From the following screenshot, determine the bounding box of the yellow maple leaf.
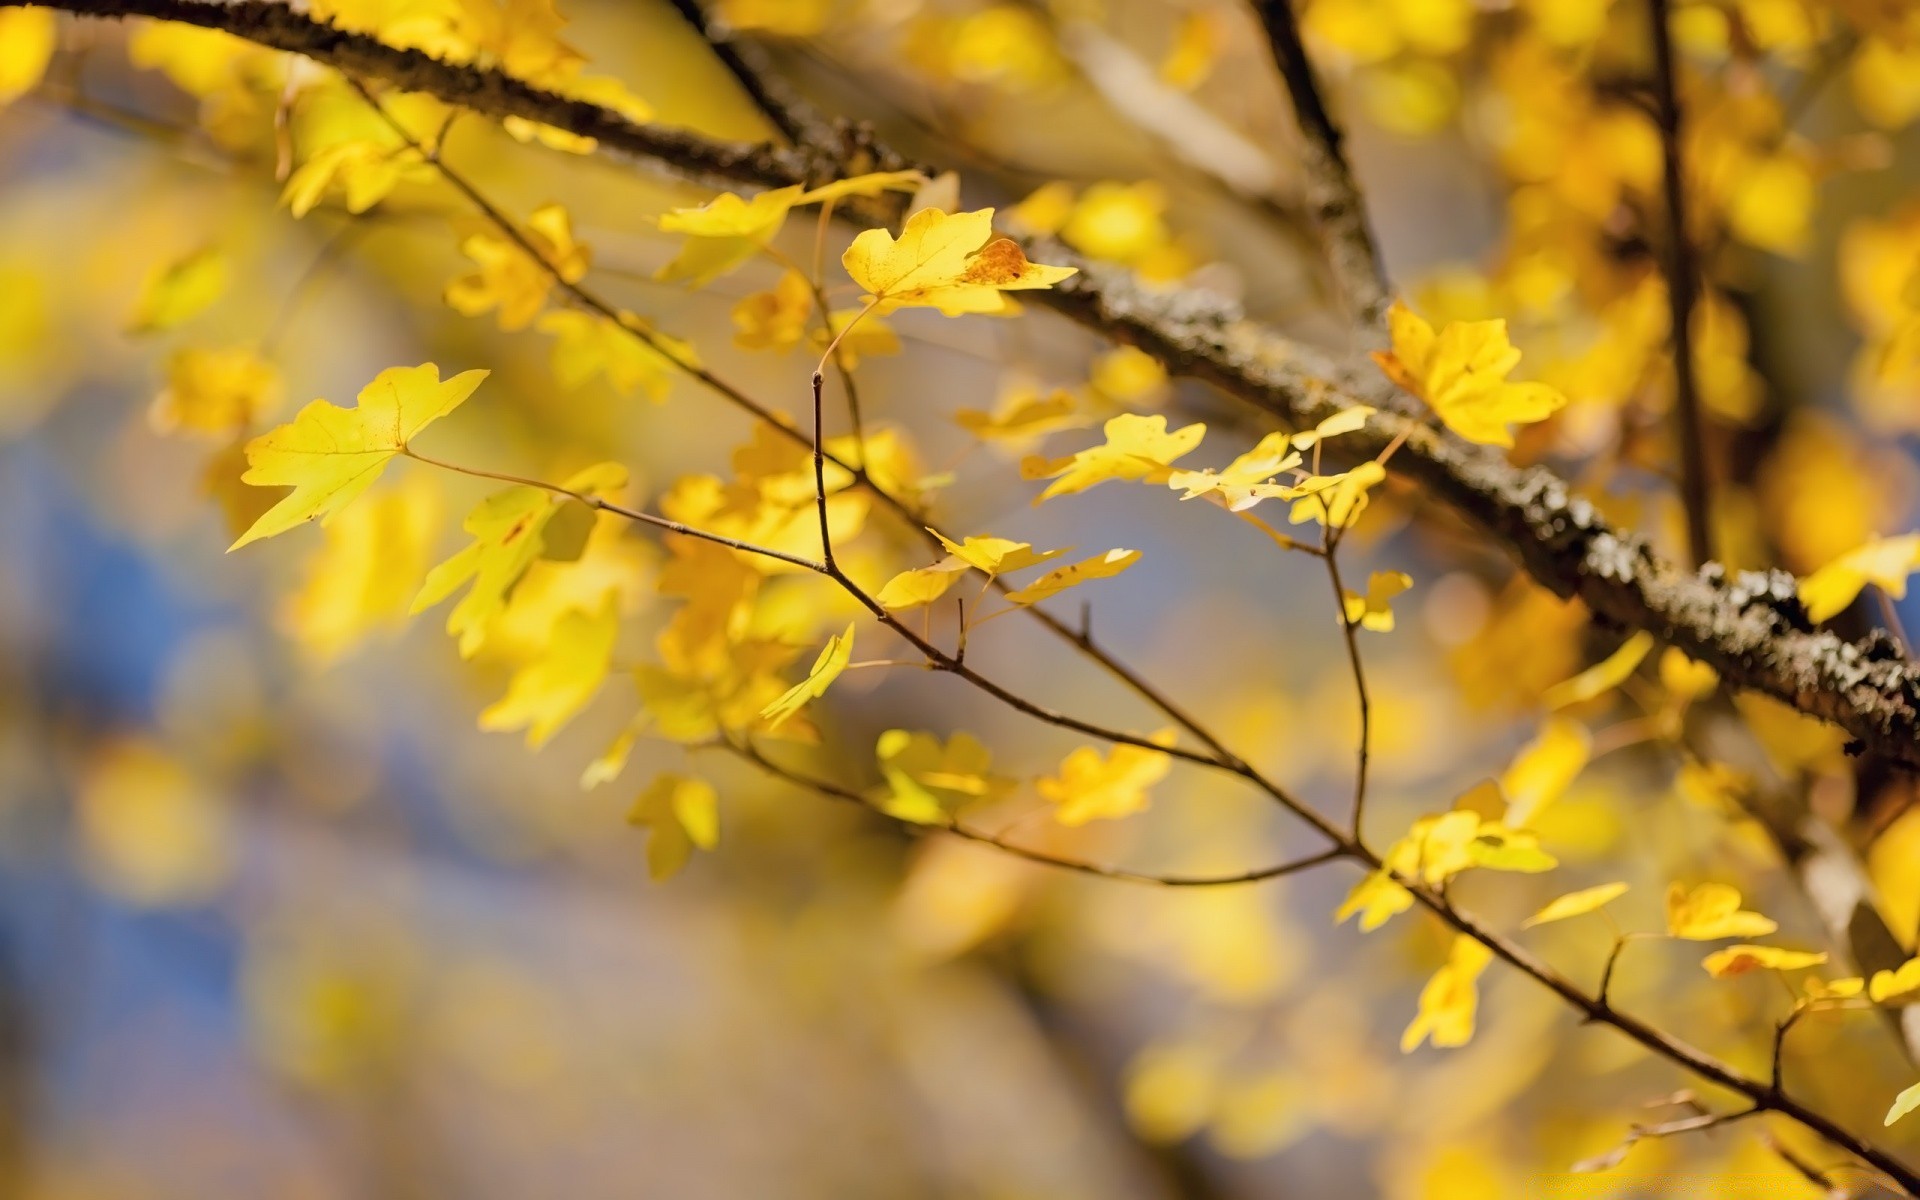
[0,8,56,106]
[1039,732,1175,826]
[127,246,227,334]
[875,562,969,610]
[874,729,1012,824]
[150,346,282,436]
[1166,431,1303,511]
[413,463,627,658]
[1666,882,1779,940]
[1005,548,1142,606]
[1372,301,1567,447]
[1798,533,1920,623]
[843,207,1076,316]
[1401,936,1493,1052]
[280,87,444,218]
[1341,570,1413,632]
[1523,881,1629,928]
[1024,413,1206,502]
[446,204,589,331]
[478,600,619,747]
[627,774,720,881]
[1284,461,1386,527]
[658,172,925,286]
[760,622,856,730]
[1702,944,1829,978]
[935,532,1070,576]
[229,362,487,550]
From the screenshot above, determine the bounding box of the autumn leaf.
[1342,570,1413,632]
[1285,460,1385,527]
[874,729,1012,824]
[1543,631,1653,710]
[1039,733,1175,825]
[283,478,439,663]
[478,601,619,747]
[1523,882,1629,928]
[1701,945,1828,978]
[1665,882,1779,940]
[955,385,1081,447]
[1402,936,1493,1051]
[412,463,627,658]
[127,246,227,334]
[1166,431,1303,511]
[760,622,855,730]
[1372,301,1567,447]
[150,346,282,436]
[628,774,720,881]
[1500,717,1591,828]
[1869,958,1920,1004]
[1004,548,1141,605]
[1024,413,1206,502]
[1889,1081,1920,1127]
[658,172,925,286]
[445,203,589,331]
[229,363,488,550]
[843,207,1076,316]
[935,533,1070,576]
[875,562,968,610]
[1798,533,1920,623]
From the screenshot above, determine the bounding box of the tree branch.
[1252,0,1390,328]
[26,0,1920,774]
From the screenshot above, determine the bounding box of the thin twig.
[1648,0,1713,567]
[724,737,1349,888]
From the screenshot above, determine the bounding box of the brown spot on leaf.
[961,238,1032,285]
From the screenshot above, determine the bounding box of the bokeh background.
[3,0,1920,1196]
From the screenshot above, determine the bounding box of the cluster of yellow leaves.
[284,477,440,663]
[309,0,651,153]
[1009,181,1196,281]
[1373,302,1567,447]
[412,463,628,657]
[281,81,448,218]
[127,246,228,334]
[479,599,620,747]
[627,775,720,880]
[1039,733,1176,826]
[1338,803,1556,933]
[150,346,283,437]
[445,204,589,331]
[873,729,1012,825]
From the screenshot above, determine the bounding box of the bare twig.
[1647,0,1713,566]
[1253,0,1390,329]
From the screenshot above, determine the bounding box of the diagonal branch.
[1252,0,1390,329]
